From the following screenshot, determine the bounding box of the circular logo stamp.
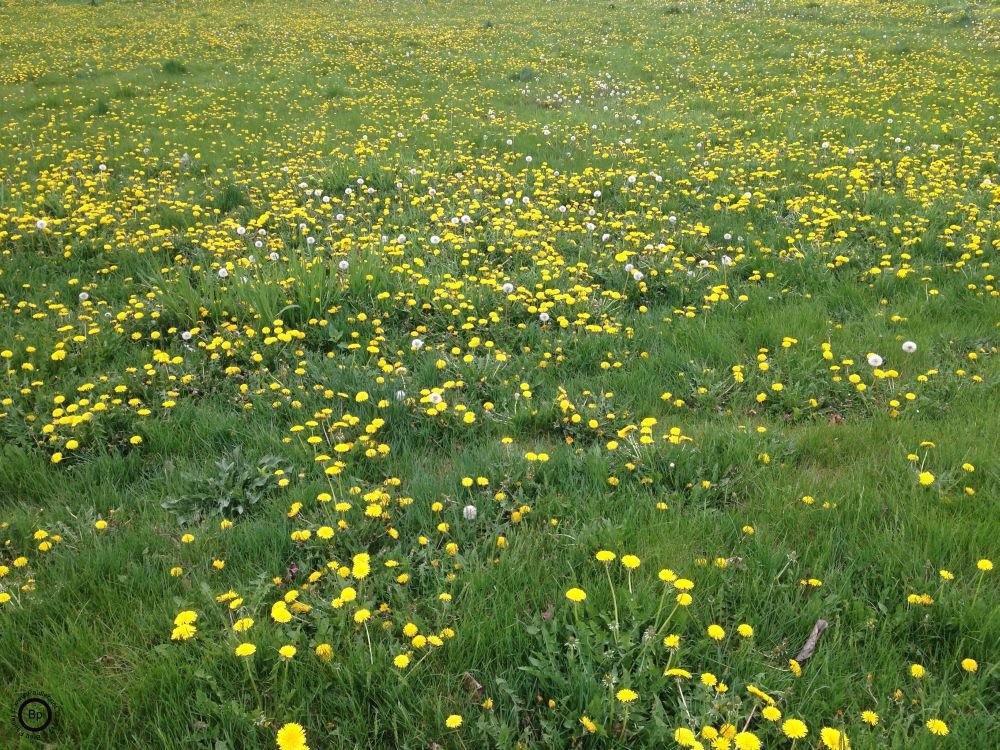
[12,692,55,734]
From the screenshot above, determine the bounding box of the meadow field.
[1,0,998,747]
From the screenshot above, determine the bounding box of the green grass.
[0,0,998,748]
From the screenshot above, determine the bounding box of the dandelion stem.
[677,682,692,724]
[605,565,620,645]
[244,657,261,712]
[399,651,432,685]
[653,585,667,629]
[655,602,680,638]
[608,682,615,729]
[971,571,985,607]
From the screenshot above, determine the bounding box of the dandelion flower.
[235,643,256,657]
[445,714,463,729]
[234,617,254,632]
[621,554,641,569]
[734,731,761,750]
[271,601,292,623]
[747,684,775,705]
[615,688,638,703]
[674,727,697,746]
[782,719,808,739]
[565,587,587,602]
[352,552,371,579]
[926,719,948,736]
[820,727,850,749]
[276,722,309,750]
[171,624,196,641]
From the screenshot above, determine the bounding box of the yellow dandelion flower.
[275,722,309,750]
[734,731,761,750]
[782,719,808,739]
[926,719,948,736]
[820,727,850,749]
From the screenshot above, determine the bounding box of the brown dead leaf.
[462,672,484,703]
[795,618,829,662]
